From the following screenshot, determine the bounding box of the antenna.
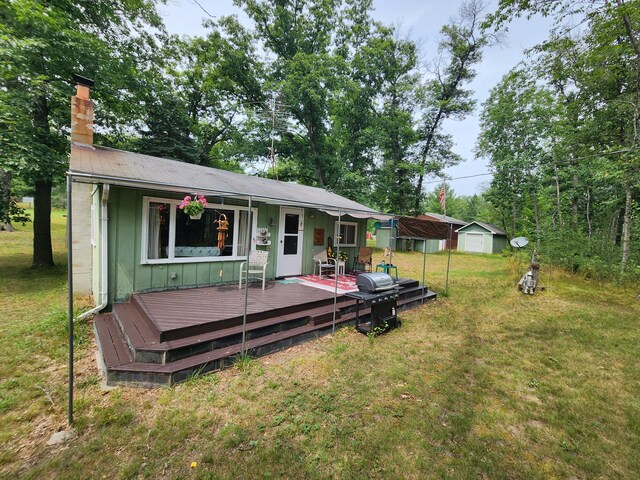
[259,92,291,180]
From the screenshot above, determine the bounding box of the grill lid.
[356,272,395,292]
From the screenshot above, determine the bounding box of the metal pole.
[332,210,342,334]
[389,220,395,266]
[445,223,453,294]
[241,196,253,356]
[66,175,74,425]
[421,239,427,305]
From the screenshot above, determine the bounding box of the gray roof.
[69,143,383,216]
[456,221,508,235]
[421,212,467,226]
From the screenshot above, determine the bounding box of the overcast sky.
[159,0,552,196]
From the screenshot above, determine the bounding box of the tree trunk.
[0,170,14,230]
[511,199,517,238]
[532,190,541,249]
[585,187,592,239]
[611,210,620,244]
[32,179,55,268]
[621,183,633,272]
[553,161,562,226]
[571,171,579,227]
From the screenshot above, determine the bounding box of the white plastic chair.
[313,250,337,279]
[239,250,269,290]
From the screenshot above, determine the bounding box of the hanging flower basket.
[179,194,207,219]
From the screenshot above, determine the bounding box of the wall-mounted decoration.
[314,228,325,246]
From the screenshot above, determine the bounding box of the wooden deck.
[133,282,344,342]
[93,279,437,386]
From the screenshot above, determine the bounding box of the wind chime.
[213,213,229,250]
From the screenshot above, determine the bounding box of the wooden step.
[128,296,162,342]
[113,303,161,348]
[107,315,356,386]
[94,314,133,368]
[131,291,341,343]
[96,285,437,387]
[112,299,356,364]
[396,277,420,289]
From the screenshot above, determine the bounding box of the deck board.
[132,282,341,341]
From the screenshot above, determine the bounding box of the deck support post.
[241,196,253,356]
[66,175,74,425]
[332,210,342,334]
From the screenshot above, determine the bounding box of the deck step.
[95,284,438,387]
[128,295,162,341]
[94,314,133,368]
[398,286,437,308]
[106,314,355,386]
[396,278,420,289]
[111,299,356,364]
[131,290,342,343]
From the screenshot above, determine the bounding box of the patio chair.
[313,250,337,279]
[239,250,269,290]
[353,247,373,272]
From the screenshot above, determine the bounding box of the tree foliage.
[480,0,640,279]
[0,0,165,266]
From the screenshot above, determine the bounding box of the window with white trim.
[335,221,358,247]
[142,196,257,264]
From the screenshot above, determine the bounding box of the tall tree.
[0,0,165,267]
[412,0,494,214]
[477,68,556,241]
[485,0,640,274]
[370,30,422,214]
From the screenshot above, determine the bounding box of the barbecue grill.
[346,273,400,334]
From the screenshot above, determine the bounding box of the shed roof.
[69,143,390,218]
[456,221,508,235]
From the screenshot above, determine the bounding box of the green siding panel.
[484,234,492,254]
[376,228,392,249]
[425,239,440,253]
[106,187,371,303]
[492,235,508,254]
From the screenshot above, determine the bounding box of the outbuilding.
[456,221,508,254]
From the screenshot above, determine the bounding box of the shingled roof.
[69,143,384,216]
[456,221,507,235]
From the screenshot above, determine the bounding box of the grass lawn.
[1,212,639,479]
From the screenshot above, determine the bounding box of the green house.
[68,85,388,308]
[456,221,508,254]
[69,143,388,305]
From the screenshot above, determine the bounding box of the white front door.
[277,207,304,277]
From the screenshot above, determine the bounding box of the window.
[335,221,357,247]
[142,196,256,264]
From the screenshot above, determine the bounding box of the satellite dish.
[510,236,529,248]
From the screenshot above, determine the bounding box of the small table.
[375,263,398,279]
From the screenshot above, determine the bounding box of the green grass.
[1,214,639,479]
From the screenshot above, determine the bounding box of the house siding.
[492,234,508,254]
[105,187,366,303]
[91,185,101,300]
[71,181,93,296]
[375,227,391,249]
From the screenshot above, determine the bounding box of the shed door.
[465,233,485,253]
[277,207,304,277]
